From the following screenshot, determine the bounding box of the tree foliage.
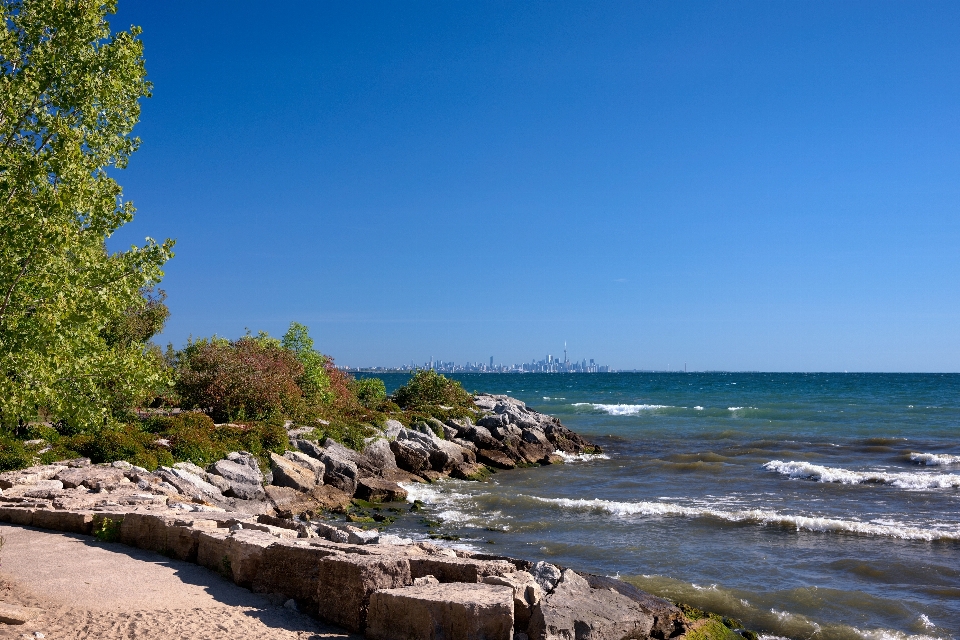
[0,0,173,430]
[392,369,473,412]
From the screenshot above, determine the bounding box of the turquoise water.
[365,373,960,639]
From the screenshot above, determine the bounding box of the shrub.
[353,378,387,409]
[0,435,31,471]
[94,517,122,543]
[393,370,474,413]
[66,423,172,470]
[311,420,379,452]
[143,413,287,467]
[174,335,305,422]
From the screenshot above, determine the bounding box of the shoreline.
[0,394,754,640]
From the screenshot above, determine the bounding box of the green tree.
[0,0,173,431]
[281,322,330,404]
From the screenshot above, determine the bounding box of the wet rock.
[476,449,516,470]
[367,582,514,640]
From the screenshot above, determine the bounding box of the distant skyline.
[109,2,960,372]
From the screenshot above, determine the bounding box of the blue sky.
[109,1,960,372]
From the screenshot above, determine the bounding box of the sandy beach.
[0,524,358,640]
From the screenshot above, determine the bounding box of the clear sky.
[109,1,960,372]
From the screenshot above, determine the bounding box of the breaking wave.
[909,452,960,466]
[553,449,611,462]
[525,495,960,541]
[763,460,960,490]
[572,403,672,415]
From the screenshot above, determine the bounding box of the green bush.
[94,517,122,543]
[391,370,476,422]
[311,420,380,452]
[353,378,387,409]
[0,435,31,471]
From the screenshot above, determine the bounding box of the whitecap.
[554,450,611,462]
[523,495,960,541]
[572,402,672,415]
[694,406,704,410]
[909,452,960,466]
[762,460,960,490]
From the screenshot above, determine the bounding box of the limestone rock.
[209,458,265,500]
[318,440,360,495]
[367,582,514,640]
[583,573,686,638]
[390,439,431,475]
[284,450,325,479]
[57,466,125,491]
[315,554,412,632]
[269,453,317,493]
[360,438,398,473]
[355,477,408,503]
[531,561,562,594]
[158,467,224,500]
[527,569,655,640]
[476,449,516,470]
[483,570,543,630]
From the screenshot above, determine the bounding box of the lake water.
[363,372,960,640]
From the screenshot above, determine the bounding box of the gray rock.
[347,528,380,544]
[269,453,317,493]
[383,419,404,439]
[367,582,514,640]
[531,561,562,594]
[210,459,265,501]
[527,569,655,640]
[294,438,326,460]
[361,438,398,472]
[284,450,325,479]
[319,440,360,495]
[158,467,224,499]
[483,570,543,631]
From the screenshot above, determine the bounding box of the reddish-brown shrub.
[174,336,305,422]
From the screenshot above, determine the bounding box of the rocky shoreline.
[0,394,736,639]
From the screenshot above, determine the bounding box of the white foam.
[524,495,960,541]
[542,397,566,400]
[727,406,757,411]
[694,406,704,410]
[572,403,671,415]
[910,452,960,466]
[763,460,960,490]
[554,449,610,462]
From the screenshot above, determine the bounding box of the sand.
[0,524,359,639]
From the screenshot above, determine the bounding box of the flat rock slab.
[0,602,42,624]
[367,582,514,640]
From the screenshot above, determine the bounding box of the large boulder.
[483,570,543,631]
[157,466,224,500]
[527,569,657,640]
[56,466,125,491]
[367,582,514,640]
[582,573,686,639]
[209,457,265,501]
[360,438,398,473]
[269,453,317,493]
[356,477,408,503]
[318,440,360,495]
[315,553,412,632]
[390,439,431,475]
[284,450,325,480]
